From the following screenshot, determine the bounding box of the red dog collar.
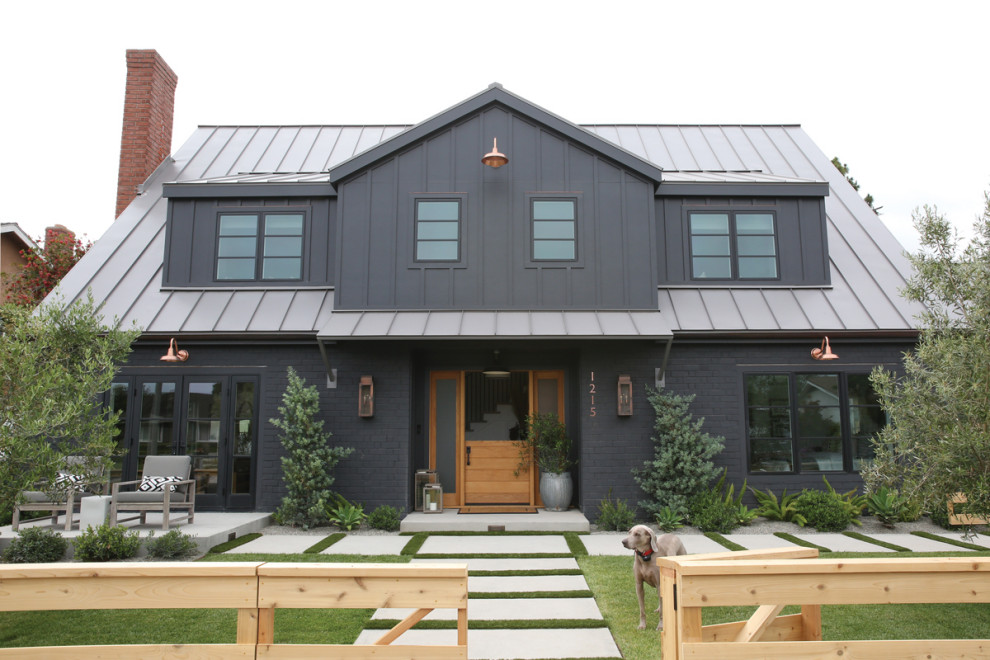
[637,548,655,562]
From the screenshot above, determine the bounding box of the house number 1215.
[589,371,596,417]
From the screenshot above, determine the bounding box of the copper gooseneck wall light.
[482,138,508,168]
[810,336,839,361]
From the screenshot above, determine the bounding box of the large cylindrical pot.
[540,471,573,511]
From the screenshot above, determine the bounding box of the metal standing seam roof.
[49,113,923,337]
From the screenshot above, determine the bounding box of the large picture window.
[746,372,885,473]
[689,211,778,280]
[216,212,304,281]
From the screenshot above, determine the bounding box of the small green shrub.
[328,501,367,531]
[689,490,739,533]
[73,524,141,561]
[145,529,199,559]
[866,486,909,527]
[750,487,807,526]
[821,476,866,524]
[594,488,636,531]
[929,502,952,529]
[654,506,684,532]
[2,527,67,563]
[795,489,852,532]
[367,505,401,531]
[712,470,757,526]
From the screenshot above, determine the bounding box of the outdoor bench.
[0,561,468,659]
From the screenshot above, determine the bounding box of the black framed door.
[109,373,258,510]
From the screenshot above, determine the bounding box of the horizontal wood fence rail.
[0,561,468,659]
[658,548,990,660]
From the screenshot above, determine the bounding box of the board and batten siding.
[334,106,659,311]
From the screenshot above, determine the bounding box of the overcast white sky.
[2,0,988,254]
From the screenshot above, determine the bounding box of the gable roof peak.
[326,84,665,187]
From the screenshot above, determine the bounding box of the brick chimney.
[115,49,178,218]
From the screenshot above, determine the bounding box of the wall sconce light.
[160,338,189,362]
[481,137,508,168]
[358,375,374,417]
[617,375,633,416]
[810,336,839,361]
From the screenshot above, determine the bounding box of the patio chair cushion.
[138,475,184,493]
[114,490,183,503]
[55,472,87,491]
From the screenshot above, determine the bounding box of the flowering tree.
[2,225,91,307]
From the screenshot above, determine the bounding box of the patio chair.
[109,455,196,530]
[11,456,107,531]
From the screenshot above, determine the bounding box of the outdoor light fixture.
[617,375,633,416]
[159,338,189,362]
[482,349,511,378]
[481,137,508,168]
[358,375,374,417]
[810,336,839,361]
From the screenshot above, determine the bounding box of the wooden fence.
[658,547,990,660]
[0,561,468,659]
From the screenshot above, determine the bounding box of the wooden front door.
[429,369,564,508]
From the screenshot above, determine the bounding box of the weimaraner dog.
[621,524,687,630]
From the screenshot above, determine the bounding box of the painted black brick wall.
[575,338,913,520]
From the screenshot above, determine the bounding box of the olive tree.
[0,294,137,522]
[865,191,990,522]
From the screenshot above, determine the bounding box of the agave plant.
[750,486,808,526]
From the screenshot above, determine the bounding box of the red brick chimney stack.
[115,49,178,218]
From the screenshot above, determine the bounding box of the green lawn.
[2,547,989,658]
[579,552,990,660]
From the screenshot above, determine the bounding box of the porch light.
[423,483,444,513]
[481,137,508,168]
[415,469,438,511]
[160,338,189,362]
[617,375,633,416]
[810,337,839,361]
[482,350,510,378]
[358,375,374,417]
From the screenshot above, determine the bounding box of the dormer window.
[216,212,304,281]
[689,211,778,280]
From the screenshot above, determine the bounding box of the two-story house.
[51,51,921,517]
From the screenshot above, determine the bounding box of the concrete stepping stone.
[788,533,883,552]
[354,628,621,659]
[579,533,628,555]
[319,535,412,555]
[722,534,805,550]
[470,574,588,593]
[679,534,733,554]
[411,557,579,571]
[372,597,603,621]
[231,534,320,554]
[418,535,571,555]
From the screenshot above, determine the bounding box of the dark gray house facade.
[53,73,921,516]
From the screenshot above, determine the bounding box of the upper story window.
[415,199,461,261]
[532,199,577,261]
[216,212,304,281]
[689,211,778,280]
[745,372,885,474]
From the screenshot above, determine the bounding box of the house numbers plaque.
[589,371,596,417]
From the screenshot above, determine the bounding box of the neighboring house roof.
[50,90,923,338]
[1,222,39,252]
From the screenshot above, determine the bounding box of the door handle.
[466,446,471,466]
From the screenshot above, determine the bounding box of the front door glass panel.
[138,381,176,473]
[232,380,256,495]
[187,381,223,495]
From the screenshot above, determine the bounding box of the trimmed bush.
[688,491,738,533]
[145,529,199,559]
[367,505,401,532]
[795,489,852,532]
[73,524,141,561]
[2,527,67,563]
[594,489,636,531]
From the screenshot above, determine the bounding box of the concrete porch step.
[401,509,590,533]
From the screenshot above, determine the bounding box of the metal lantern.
[414,469,438,511]
[423,483,444,513]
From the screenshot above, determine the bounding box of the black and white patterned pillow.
[138,475,184,493]
[54,472,86,492]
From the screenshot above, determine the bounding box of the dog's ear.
[648,528,660,554]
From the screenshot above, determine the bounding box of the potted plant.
[514,412,576,511]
